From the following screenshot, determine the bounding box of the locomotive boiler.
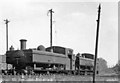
[6,39,94,75]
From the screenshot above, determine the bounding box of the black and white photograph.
[0,0,118,82]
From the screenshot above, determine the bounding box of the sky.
[0,0,118,67]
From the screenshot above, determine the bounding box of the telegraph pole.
[4,19,10,51]
[4,19,10,70]
[48,9,54,51]
[93,4,101,83]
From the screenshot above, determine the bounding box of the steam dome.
[37,45,45,51]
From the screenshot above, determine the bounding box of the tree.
[113,60,120,74]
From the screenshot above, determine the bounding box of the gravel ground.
[0,74,119,82]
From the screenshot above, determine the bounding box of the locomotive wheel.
[25,66,34,75]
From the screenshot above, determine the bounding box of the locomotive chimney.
[20,39,27,50]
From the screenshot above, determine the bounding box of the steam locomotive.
[5,39,94,75]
